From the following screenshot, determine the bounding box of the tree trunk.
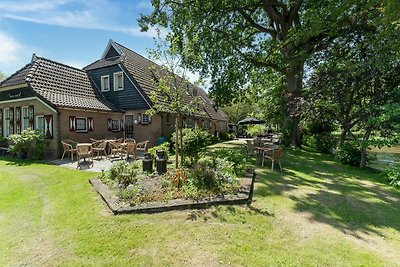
[179,116,183,168]
[337,124,350,149]
[284,64,304,148]
[359,128,372,168]
[175,116,179,169]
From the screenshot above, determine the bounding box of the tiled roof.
[83,56,121,71]
[112,41,227,121]
[0,63,32,88]
[0,56,121,112]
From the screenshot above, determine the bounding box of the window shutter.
[9,108,14,134]
[0,109,3,137]
[44,115,53,139]
[15,107,21,134]
[69,116,76,131]
[120,120,124,131]
[88,117,94,131]
[107,119,112,131]
[28,105,34,129]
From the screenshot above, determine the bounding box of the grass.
[1,141,400,266]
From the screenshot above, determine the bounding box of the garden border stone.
[89,170,256,214]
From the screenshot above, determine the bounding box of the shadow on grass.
[187,204,274,222]
[1,156,45,166]
[255,148,400,238]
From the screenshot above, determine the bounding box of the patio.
[51,150,146,172]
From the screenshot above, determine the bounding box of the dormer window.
[101,75,110,92]
[114,72,124,91]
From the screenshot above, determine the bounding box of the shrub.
[173,127,212,166]
[148,142,170,159]
[335,142,372,166]
[246,125,267,137]
[9,129,48,159]
[189,156,239,193]
[382,164,400,187]
[304,134,335,154]
[211,148,247,175]
[219,131,234,141]
[101,161,141,186]
[308,120,336,135]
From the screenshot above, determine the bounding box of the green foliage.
[303,134,335,154]
[308,121,336,135]
[0,71,7,82]
[9,129,48,159]
[382,164,400,187]
[148,142,170,159]
[172,127,211,166]
[101,161,141,186]
[218,131,234,141]
[189,156,239,193]
[246,125,267,137]
[211,148,247,175]
[336,142,372,167]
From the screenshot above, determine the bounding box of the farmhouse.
[0,40,228,158]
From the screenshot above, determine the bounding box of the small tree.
[146,36,203,168]
[0,71,7,82]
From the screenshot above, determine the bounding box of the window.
[36,116,45,134]
[111,119,120,131]
[3,108,10,138]
[185,118,194,128]
[22,107,30,131]
[142,114,149,124]
[101,75,110,92]
[75,117,87,132]
[113,72,124,91]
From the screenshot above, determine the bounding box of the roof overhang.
[0,83,28,92]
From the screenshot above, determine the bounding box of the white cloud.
[0,0,161,39]
[0,32,23,65]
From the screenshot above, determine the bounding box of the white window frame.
[35,115,45,134]
[111,119,120,131]
[113,72,124,91]
[21,106,30,131]
[101,75,110,92]
[141,114,149,125]
[3,108,10,138]
[75,117,88,133]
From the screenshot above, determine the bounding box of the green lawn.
[1,141,399,266]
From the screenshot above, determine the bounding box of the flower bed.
[91,148,255,214]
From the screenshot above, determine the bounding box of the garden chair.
[245,140,256,156]
[92,140,107,159]
[123,142,136,160]
[109,141,124,159]
[76,143,93,169]
[262,148,282,171]
[125,138,136,143]
[61,140,77,161]
[136,140,149,152]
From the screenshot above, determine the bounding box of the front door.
[125,115,134,139]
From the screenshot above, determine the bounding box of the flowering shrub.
[9,129,48,159]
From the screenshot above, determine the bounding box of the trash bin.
[142,152,153,172]
[155,150,167,174]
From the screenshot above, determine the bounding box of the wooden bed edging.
[89,170,256,215]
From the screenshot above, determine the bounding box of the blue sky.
[0,0,163,76]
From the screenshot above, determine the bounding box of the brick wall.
[0,98,58,158]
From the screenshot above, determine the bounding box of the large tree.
[305,13,400,167]
[139,0,393,147]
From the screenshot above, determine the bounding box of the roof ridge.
[34,56,87,73]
